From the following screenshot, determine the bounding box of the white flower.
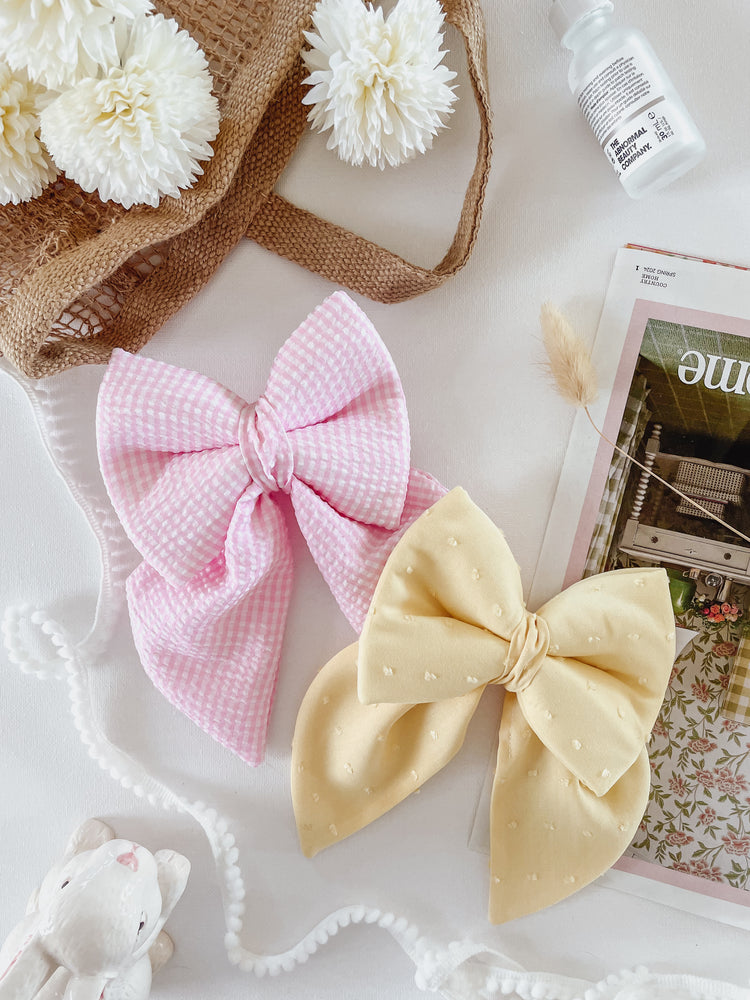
[0,63,56,205]
[39,14,220,209]
[302,0,457,169]
[0,0,153,90]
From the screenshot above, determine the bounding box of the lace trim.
[0,363,134,659]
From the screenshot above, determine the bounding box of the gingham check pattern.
[584,376,651,576]
[721,636,750,724]
[96,292,445,764]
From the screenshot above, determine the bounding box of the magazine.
[474,246,750,928]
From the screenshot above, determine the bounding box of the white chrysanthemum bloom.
[0,0,153,90]
[302,0,457,169]
[0,63,56,205]
[39,14,220,209]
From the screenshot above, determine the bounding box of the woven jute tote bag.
[0,0,492,379]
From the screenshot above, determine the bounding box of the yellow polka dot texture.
[291,488,675,924]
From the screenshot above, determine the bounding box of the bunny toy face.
[37,840,166,977]
[0,820,190,1000]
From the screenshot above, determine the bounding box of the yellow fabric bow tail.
[292,488,675,923]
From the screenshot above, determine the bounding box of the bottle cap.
[549,0,614,42]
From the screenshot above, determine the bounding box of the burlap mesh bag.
[0,0,492,379]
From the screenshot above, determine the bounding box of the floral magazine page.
[472,245,750,929]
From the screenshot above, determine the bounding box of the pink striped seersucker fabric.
[96,292,446,764]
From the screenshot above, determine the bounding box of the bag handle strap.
[245,0,492,303]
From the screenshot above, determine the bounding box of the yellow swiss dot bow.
[292,488,675,923]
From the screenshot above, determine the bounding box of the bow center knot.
[238,397,293,494]
[495,611,550,693]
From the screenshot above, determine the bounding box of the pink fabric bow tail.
[96,292,445,764]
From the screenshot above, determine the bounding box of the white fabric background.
[2,1,750,996]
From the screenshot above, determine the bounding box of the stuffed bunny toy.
[0,819,190,1000]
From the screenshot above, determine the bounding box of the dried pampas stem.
[540,302,599,408]
[541,303,750,549]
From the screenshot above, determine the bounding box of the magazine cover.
[526,245,750,927]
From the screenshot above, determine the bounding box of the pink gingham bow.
[96,292,445,764]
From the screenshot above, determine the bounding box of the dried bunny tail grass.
[540,302,750,548]
[540,302,598,409]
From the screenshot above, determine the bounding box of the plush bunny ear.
[64,974,110,1000]
[64,820,115,859]
[36,966,71,999]
[0,931,54,1000]
[154,851,191,922]
[129,851,189,965]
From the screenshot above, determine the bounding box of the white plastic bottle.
[549,0,706,198]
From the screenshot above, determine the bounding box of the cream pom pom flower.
[0,0,153,90]
[39,13,220,209]
[302,0,457,169]
[0,63,56,205]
